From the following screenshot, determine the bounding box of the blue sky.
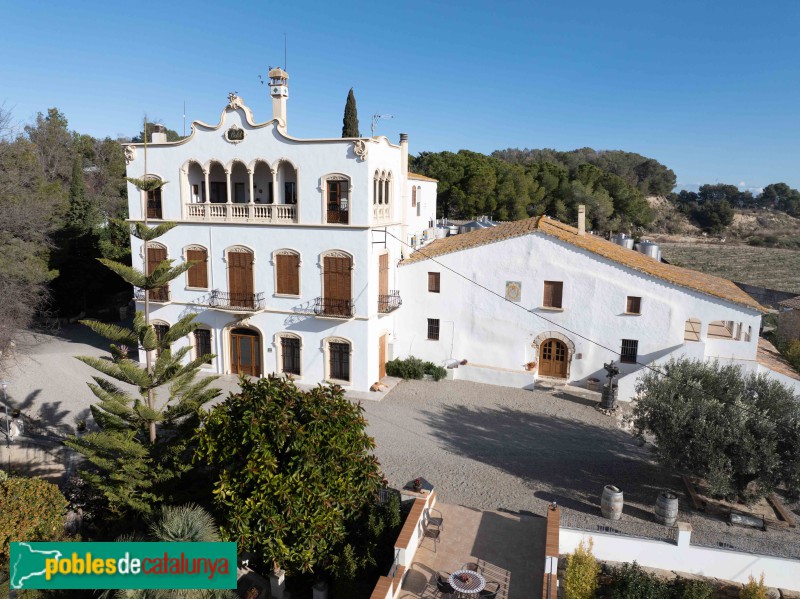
[1,0,798,190]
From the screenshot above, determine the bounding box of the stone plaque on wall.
[505,281,522,302]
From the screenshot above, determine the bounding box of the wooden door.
[378,253,389,311]
[147,245,168,301]
[378,334,387,379]
[228,250,254,309]
[323,256,351,316]
[231,329,261,376]
[539,339,567,378]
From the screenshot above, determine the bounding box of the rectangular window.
[620,339,638,364]
[146,187,162,219]
[276,253,300,295]
[186,248,208,288]
[191,184,200,201]
[234,182,246,203]
[284,182,297,204]
[427,318,440,340]
[281,337,301,375]
[209,182,227,203]
[428,272,440,293]
[626,296,641,314]
[543,281,563,308]
[153,324,169,358]
[330,342,350,381]
[194,329,212,364]
[327,180,350,224]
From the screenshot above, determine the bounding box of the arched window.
[276,333,302,376]
[151,319,170,358]
[146,242,169,302]
[384,172,392,206]
[321,251,353,317]
[194,328,213,365]
[274,249,300,296]
[143,175,163,219]
[324,337,352,382]
[185,245,209,289]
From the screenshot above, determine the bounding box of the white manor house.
[123,69,800,399]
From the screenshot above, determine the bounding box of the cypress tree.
[342,88,360,138]
[66,155,99,234]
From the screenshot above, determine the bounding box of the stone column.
[203,170,210,214]
[271,170,279,223]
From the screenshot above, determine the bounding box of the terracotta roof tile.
[778,296,800,310]
[408,172,439,182]
[401,216,764,311]
[757,338,800,381]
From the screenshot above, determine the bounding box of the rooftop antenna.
[371,113,393,137]
[182,101,186,137]
[284,32,287,70]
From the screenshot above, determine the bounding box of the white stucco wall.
[394,231,762,399]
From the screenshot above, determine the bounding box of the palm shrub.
[65,220,220,519]
[563,539,599,599]
[740,574,768,599]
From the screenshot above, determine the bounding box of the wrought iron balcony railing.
[378,290,402,314]
[133,286,170,303]
[209,290,265,312]
[305,297,355,319]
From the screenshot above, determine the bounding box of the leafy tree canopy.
[633,358,800,502]
[195,377,385,574]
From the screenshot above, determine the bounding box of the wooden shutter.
[379,254,389,297]
[626,296,641,314]
[324,256,351,301]
[147,246,168,301]
[543,281,563,308]
[428,272,440,293]
[186,248,208,288]
[276,254,300,295]
[228,250,254,301]
[411,187,417,207]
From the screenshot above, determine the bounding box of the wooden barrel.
[601,485,623,520]
[654,492,679,526]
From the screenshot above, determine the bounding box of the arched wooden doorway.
[539,338,568,378]
[230,328,261,376]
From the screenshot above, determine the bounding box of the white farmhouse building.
[393,212,800,399]
[123,68,436,391]
[123,69,799,399]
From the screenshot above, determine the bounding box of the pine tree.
[342,88,360,138]
[65,129,221,517]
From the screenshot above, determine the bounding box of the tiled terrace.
[398,503,546,599]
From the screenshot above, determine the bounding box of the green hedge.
[385,356,447,381]
[603,563,715,599]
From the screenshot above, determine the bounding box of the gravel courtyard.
[363,378,800,554]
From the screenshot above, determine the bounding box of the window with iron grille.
[626,296,641,314]
[329,342,350,381]
[620,339,638,363]
[427,318,440,340]
[194,329,212,364]
[428,272,440,293]
[281,336,301,375]
[542,281,563,308]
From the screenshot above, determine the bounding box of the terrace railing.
[133,287,170,303]
[185,202,297,224]
[208,290,265,312]
[378,290,402,313]
[301,297,355,319]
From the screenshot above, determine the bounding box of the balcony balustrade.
[208,290,265,312]
[302,297,355,319]
[378,290,402,314]
[133,286,170,303]
[185,202,297,224]
[372,204,391,222]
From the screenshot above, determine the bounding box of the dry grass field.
[661,243,800,294]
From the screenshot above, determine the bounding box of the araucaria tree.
[195,376,385,574]
[633,358,800,502]
[66,187,220,517]
[342,88,360,138]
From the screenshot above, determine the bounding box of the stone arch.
[532,331,575,379]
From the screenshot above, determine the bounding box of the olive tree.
[633,358,800,502]
[195,376,385,575]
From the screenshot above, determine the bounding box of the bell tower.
[268,67,289,129]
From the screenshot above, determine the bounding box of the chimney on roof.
[150,124,167,144]
[578,205,586,236]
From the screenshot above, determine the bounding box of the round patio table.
[449,569,486,596]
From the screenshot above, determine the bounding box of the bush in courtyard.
[0,476,68,565]
[385,356,447,381]
[633,358,800,502]
[740,574,769,599]
[672,577,715,599]
[608,562,672,599]
[563,539,599,599]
